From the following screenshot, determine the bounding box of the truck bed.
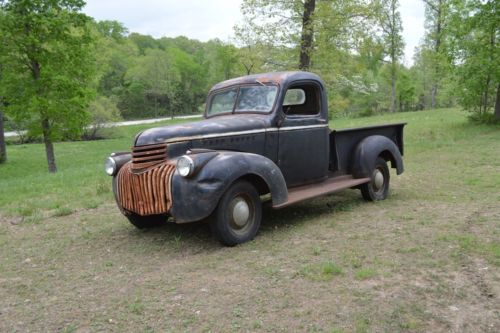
[273,123,405,208]
[329,123,405,174]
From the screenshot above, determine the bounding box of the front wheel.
[361,157,390,201]
[210,180,262,246]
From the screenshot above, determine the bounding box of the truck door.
[278,82,329,187]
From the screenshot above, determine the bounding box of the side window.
[282,83,320,116]
[208,88,238,115]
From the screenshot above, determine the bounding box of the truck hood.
[134,115,272,146]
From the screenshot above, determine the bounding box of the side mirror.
[283,89,306,106]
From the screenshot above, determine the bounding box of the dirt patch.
[1,196,499,332]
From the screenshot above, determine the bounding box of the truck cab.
[105,72,405,246]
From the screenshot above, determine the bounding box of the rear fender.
[352,135,404,178]
[171,151,287,223]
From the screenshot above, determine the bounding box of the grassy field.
[0,108,499,332]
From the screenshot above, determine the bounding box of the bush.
[468,111,499,125]
[82,96,122,140]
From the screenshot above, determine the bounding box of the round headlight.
[105,156,117,176]
[177,155,194,177]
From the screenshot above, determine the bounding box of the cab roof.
[209,71,324,92]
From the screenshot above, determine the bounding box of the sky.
[83,0,425,66]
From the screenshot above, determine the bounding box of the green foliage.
[446,0,499,119]
[236,0,304,69]
[378,0,405,113]
[0,0,96,171]
[125,48,180,118]
[2,0,497,150]
[90,29,247,120]
[415,0,453,109]
[235,0,417,116]
[95,20,128,40]
[122,46,207,118]
[0,0,96,140]
[397,68,416,112]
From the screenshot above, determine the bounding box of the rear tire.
[126,213,166,229]
[210,180,262,246]
[361,157,390,201]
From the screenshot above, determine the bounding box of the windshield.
[207,85,278,116]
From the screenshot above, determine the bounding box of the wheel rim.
[373,168,385,192]
[228,194,254,235]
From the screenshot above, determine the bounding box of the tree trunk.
[495,83,500,121]
[41,118,57,173]
[154,94,158,118]
[391,68,397,113]
[431,84,438,109]
[483,73,491,115]
[31,59,57,172]
[0,110,6,164]
[431,0,443,109]
[299,0,316,71]
[244,63,253,75]
[389,0,398,113]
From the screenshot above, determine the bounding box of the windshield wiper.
[255,79,266,86]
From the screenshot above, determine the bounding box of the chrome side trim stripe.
[161,124,328,144]
[163,128,268,143]
[266,124,328,132]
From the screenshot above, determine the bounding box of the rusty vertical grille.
[131,143,168,172]
[117,162,175,216]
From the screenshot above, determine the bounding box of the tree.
[0,108,6,164]
[313,1,383,115]
[235,0,318,70]
[0,37,5,164]
[232,27,265,75]
[215,43,239,80]
[299,0,316,70]
[83,96,121,140]
[95,20,128,40]
[0,0,96,172]
[379,0,405,112]
[0,8,7,163]
[126,49,179,118]
[496,83,500,121]
[447,0,499,121]
[168,47,206,115]
[93,20,139,100]
[423,0,450,108]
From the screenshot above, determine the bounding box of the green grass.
[0,117,201,217]
[0,107,489,219]
[0,108,499,332]
[299,260,343,281]
[354,268,377,280]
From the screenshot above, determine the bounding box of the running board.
[273,175,370,209]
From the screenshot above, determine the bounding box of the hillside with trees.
[0,0,498,171]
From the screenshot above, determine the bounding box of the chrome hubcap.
[232,198,250,228]
[373,169,384,191]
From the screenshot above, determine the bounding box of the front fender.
[352,135,404,178]
[170,152,288,223]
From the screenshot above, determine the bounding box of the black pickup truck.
[105,71,405,245]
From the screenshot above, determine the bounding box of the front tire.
[361,157,390,201]
[210,180,262,246]
[126,213,166,229]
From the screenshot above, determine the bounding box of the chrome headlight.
[105,156,117,176]
[177,155,194,177]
